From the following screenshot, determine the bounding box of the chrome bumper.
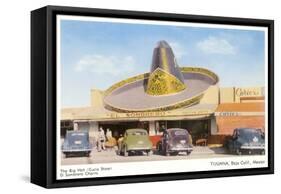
[240,146,265,150]
[128,147,151,151]
[169,147,193,151]
[62,149,92,152]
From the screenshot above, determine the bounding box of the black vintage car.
[156,128,193,156]
[225,128,265,155]
[62,130,92,157]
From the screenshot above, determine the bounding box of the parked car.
[62,130,92,157]
[118,129,153,156]
[225,128,265,155]
[156,128,193,156]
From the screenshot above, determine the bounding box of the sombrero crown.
[146,40,186,96]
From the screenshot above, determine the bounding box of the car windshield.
[127,131,147,136]
[66,132,88,145]
[238,129,263,139]
[169,130,188,138]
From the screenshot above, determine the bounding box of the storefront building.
[61,86,265,146]
[211,87,265,144]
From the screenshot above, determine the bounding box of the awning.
[139,114,211,121]
[62,104,218,121]
[215,102,265,135]
[215,102,264,115]
[216,116,265,135]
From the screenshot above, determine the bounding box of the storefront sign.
[126,111,166,118]
[216,112,240,117]
[235,87,264,98]
[108,111,166,118]
[215,112,264,117]
[107,109,214,119]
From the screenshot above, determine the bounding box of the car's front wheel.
[123,145,129,157]
[164,145,170,156]
[236,148,242,155]
[156,142,162,154]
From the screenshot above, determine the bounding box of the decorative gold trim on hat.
[146,68,186,95]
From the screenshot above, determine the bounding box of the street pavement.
[61,146,233,165]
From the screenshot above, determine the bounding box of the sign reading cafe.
[235,87,264,98]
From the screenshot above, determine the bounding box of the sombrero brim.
[103,67,219,112]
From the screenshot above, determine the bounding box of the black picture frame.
[31,5,274,188]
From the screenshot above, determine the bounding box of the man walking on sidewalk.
[97,127,106,152]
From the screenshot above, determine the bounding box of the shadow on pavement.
[209,147,230,155]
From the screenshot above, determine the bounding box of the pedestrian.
[106,128,112,141]
[161,125,167,147]
[117,134,124,155]
[97,127,106,152]
[161,125,167,135]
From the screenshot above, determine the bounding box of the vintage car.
[225,128,265,155]
[62,130,92,158]
[156,128,193,156]
[118,129,153,156]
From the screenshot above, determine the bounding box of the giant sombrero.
[103,41,219,112]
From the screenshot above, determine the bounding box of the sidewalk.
[192,146,226,155]
[89,146,227,156]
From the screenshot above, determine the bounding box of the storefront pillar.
[89,121,99,142]
[73,122,78,131]
[210,117,218,135]
[148,121,156,135]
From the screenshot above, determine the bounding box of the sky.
[59,18,266,107]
